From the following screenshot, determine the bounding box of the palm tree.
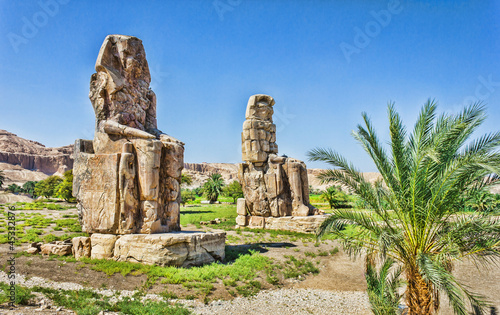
[308,100,500,315]
[321,185,350,209]
[203,173,225,203]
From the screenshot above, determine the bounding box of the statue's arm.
[101,120,155,139]
[145,126,184,145]
[159,132,185,145]
[269,154,286,164]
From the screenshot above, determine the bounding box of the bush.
[6,184,24,194]
[35,175,63,198]
[222,181,243,203]
[180,189,196,206]
[0,283,34,305]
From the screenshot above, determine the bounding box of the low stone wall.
[237,215,330,234]
[89,231,226,267]
[28,231,226,267]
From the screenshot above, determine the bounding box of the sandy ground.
[0,207,499,314]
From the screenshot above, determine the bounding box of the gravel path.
[188,289,371,315]
[0,271,371,315]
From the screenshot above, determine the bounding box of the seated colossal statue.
[238,94,318,222]
[73,35,184,235]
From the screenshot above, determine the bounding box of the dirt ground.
[1,214,499,314]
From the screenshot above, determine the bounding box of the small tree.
[223,180,243,203]
[6,184,23,194]
[56,170,75,202]
[181,173,193,187]
[22,181,37,197]
[180,189,196,206]
[320,185,350,209]
[203,173,225,203]
[0,170,5,189]
[35,175,63,198]
[309,101,500,314]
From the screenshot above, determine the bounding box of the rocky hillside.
[0,129,384,192]
[0,129,73,176]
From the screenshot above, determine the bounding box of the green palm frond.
[308,100,500,314]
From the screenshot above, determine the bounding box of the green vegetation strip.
[13,247,319,300]
[0,282,190,315]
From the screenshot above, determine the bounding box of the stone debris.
[199,218,226,225]
[38,240,73,256]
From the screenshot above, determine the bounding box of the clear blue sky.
[1,0,499,171]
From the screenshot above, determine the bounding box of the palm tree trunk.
[406,269,434,315]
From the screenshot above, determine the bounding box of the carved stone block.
[72,237,91,259]
[91,234,119,259]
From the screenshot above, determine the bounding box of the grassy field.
[2,197,496,314]
[0,200,87,245]
[180,204,237,229]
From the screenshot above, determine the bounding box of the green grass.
[180,204,237,229]
[28,286,190,315]
[9,201,73,211]
[282,255,320,279]
[17,245,319,299]
[0,282,34,305]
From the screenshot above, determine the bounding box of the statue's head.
[90,35,157,133]
[242,94,278,164]
[245,94,275,121]
[95,35,151,84]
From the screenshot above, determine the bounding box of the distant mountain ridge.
[0,129,386,192]
[0,129,73,175]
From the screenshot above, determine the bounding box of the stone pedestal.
[236,215,330,234]
[89,231,226,267]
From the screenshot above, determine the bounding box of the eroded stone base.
[236,215,330,233]
[90,231,226,267]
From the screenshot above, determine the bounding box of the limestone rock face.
[238,95,318,226]
[72,237,91,259]
[0,129,73,175]
[73,35,184,235]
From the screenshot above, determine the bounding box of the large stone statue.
[237,95,319,228]
[73,35,184,235]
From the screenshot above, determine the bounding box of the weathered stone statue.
[73,35,184,235]
[237,95,320,229]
